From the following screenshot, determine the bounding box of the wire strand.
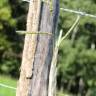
[59,15,80,46]
[22,0,30,2]
[60,8,96,18]
[0,83,16,90]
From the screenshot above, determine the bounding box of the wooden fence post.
[16,0,59,96]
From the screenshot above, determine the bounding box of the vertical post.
[16,0,59,96]
[16,0,41,96]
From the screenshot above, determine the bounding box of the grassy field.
[0,75,17,96]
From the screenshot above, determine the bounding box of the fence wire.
[22,0,96,19]
[0,83,16,90]
[60,8,96,18]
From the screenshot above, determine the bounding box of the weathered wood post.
[16,0,59,96]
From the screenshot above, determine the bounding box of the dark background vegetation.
[0,0,96,95]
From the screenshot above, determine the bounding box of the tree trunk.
[16,0,59,96]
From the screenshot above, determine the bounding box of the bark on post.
[16,0,59,96]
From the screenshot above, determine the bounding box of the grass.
[0,75,17,96]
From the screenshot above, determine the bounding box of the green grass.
[0,75,17,96]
